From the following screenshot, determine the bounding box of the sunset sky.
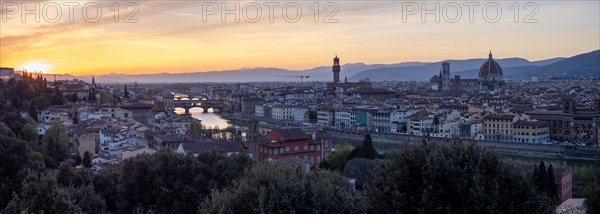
[1,1,599,75]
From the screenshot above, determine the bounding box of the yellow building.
[513,120,550,143]
[77,134,97,156]
[483,114,516,142]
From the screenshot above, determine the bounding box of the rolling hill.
[33,50,598,83]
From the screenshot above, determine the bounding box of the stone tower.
[441,61,451,91]
[332,54,340,83]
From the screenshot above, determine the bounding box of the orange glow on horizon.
[0,1,598,76]
[18,61,52,74]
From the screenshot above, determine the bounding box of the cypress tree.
[83,151,92,168]
[74,153,82,166]
[29,103,38,122]
[537,162,548,194]
[359,134,376,159]
[532,166,538,184]
[46,137,56,159]
[547,164,558,201]
[124,85,129,98]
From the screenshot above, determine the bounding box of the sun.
[19,61,52,73]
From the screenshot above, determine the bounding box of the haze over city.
[1,1,599,75]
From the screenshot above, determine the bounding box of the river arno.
[174,107,231,129]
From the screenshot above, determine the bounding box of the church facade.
[431,52,505,91]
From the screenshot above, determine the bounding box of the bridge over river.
[166,91,229,114]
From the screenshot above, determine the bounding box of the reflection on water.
[174,107,231,129]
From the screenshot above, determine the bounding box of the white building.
[78,106,133,122]
[371,111,392,133]
[470,123,484,138]
[317,108,335,127]
[99,127,148,152]
[512,120,550,143]
[255,105,264,117]
[408,115,434,136]
[335,110,352,129]
[38,109,70,124]
[292,106,309,122]
[272,105,294,120]
[284,89,316,101]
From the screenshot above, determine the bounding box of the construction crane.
[277,75,310,83]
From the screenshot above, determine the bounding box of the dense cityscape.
[1,51,599,213]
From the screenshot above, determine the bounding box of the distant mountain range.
[41,50,599,83]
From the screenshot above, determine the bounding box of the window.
[303,145,308,150]
[317,156,321,162]
[310,157,315,163]
[286,147,290,152]
[274,149,279,155]
[310,145,315,150]
[294,146,299,151]
[317,145,321,150]
[280,148,284,154]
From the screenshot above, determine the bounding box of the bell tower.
[332,54,340,83]
[441,61,450,91]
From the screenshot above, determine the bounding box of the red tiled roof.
[479,52,503,78]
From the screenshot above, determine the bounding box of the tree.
[326,139,352,171]
[69,93,79,102]
[400,125,407,133]
[546,164,558,202]
[43,120,69,161]
[200,162,367,213]
[89,88,96,102]
[124,85,129,98]
[0,135,30,178]
[115,150,253,213]
[74,153,82,166]
[433,115,440,132]
[99,92,118,104]
[0,122,16,137]
[584,152,600,213]
[51,86,65,105]
[28,103,38,122]
[4,169,105,214]
[342,158,380,189]
[0,105,26,135]
[368,142,553,213]
[0,134,35,209]
[19,123,38,142]
[535,161,548,193]
[358,134,376,159]
[532,161,558,203]
[56,165,94,188]
[82,151,92,168]
[14,79,32,100]
[29,151,45,165]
